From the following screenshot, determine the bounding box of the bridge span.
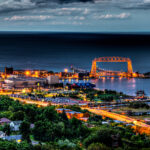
[90,57,134,78]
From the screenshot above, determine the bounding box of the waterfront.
[63,78,150,96]
[93,78,150,96]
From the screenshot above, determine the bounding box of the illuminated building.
[4,77,46,88]
[13,70,48,77]
[56,108,89,122]
[47,75,59,85]
[60,72,78,79]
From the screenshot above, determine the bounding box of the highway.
[12,97,50,107]
[1,92,150,135]
[82,107,150,135]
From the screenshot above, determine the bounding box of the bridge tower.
[127,59,133,73]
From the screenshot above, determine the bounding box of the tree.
[0,96,13,111]
[17,141,32,150]
[3,124,11,135]
[33,121,54,142]
[83,128,118,147]
[87,143,110,150]
[58,139,80,150]
[43,106,59,121]
[59,109,68,122]
[23,104,38,123]
[0,140,17,150]
[11,111,25,121]
[20,121,31,142]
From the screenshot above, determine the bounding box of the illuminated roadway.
[1,92,150,135]
[82,107,150,135]
[11,97,50,107]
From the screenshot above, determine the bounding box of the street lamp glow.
[64,68,68,73]
[25,70,31,76]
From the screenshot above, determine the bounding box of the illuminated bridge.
[90,57,134,78]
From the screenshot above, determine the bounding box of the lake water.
[91,78,150,96]
[63,78,150,96]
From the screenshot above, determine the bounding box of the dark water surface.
[0,32,150,72]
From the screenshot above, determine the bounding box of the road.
[82,107,150,135]
[1,92,150,135]
[11,97,50,107]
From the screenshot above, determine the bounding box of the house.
[0,118,11,125]
[2,135,22,143]
[0,131,5,138]
[10,121,22,131]
[102,121,109,125]
[56,108,71,113]
[79,117,89,122]
[114,120,125,124]
[56,108,89,122]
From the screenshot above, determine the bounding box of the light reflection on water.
[62,78,150,96]
[91,78,150,96]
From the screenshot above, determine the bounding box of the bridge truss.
[90,57,133,77]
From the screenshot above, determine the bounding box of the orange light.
[33,71,39,77]
[133,73,137,77]
[25,71,31,76]
[64,68,68,73]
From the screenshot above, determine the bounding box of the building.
[13,70,48,77]
[60,72,78,79]
[56,108,89,122]
[0,131,5,138]
[47,75,59,85]
[78,72,89,79]
[144,118,150,125]
[4,77,46,88]
[5,67,13,75]
[2,135,22,143]
[0,118,11,125]
[10,121,22,131]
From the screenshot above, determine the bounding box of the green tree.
[87,143,110,150]
[83,128,118,147]
[23,104,38,123]
[11,111,25,121]
[3,124,11,135]
[33,121,54,142]
[43,106,59,121]
[20,121,31,142]
[59,109,68,122]
[17,141,32,150]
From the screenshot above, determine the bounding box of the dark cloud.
[1,0,150,14]
[113,0,150,9]
[0,0,93,13]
